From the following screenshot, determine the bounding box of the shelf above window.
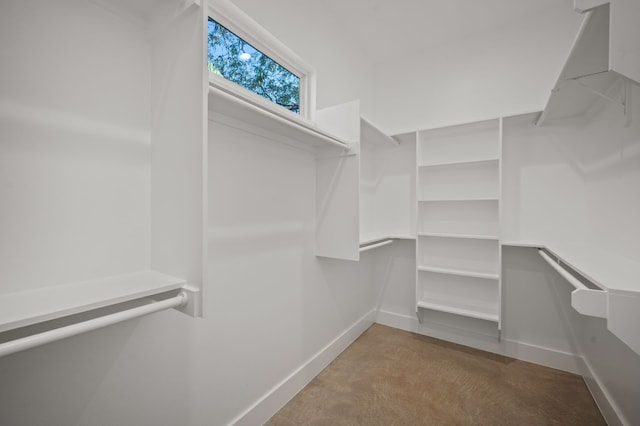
[208,78,349,155]
[0,271,186,334]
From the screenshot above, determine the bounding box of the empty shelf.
[0,271,186,333]
[208,81,348,153]
[418,266,499,281]
[418,157,499,169]
[417,300,499,322]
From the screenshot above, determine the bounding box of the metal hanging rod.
[360,239,394,252]
[538,249,588,290]
[0,292,188,358]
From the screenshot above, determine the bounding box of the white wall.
[582,83,640,261]
[195,121,376,425]
[230,0,376,117]
[369,2,582,135]
[0,0,151,294]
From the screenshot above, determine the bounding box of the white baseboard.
[580,358,628,426]
[229,308,626,426]
[230,310,376,426]
[375,309,583,374]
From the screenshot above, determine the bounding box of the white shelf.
[538,242,640,295]
[418,266,499,281]
[504,240,640,355]
[418,158,499,201]
[419,196,500,202]
[0,271,186,333]
[208,80,349,154]
[418,199,499,237]
[417,300,499,323]
[418,232,499,241]
[418,119,500,165]
[418,157,499,169]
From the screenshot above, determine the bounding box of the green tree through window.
[208,18,300,114]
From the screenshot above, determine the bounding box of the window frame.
[207,1,316,122]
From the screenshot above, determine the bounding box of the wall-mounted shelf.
[0,271,186,334]
[537,3,639,126]
[418,199,499,237]
[208,80,349,155]
[417,300,500,323]
[503,240,640,355]
[418,232,499,241]
[315,101,415,260]
[418,266,499,281]
[416,271,500,323]
[418,157,499,169]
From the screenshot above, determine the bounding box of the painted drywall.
[369,2,583,135]
[0,0,152,294]
[195,120,376,425]
[582,83,640,261]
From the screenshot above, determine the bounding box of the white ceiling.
[320,0,568,64]
[232,0,571,66]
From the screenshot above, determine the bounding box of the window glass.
[208,18,300,114]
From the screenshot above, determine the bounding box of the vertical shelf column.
[415,119,502,329]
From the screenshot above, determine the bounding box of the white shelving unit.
[0,271,186,334]
[315,101,415,260]
[416,119,502,328]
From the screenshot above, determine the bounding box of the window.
[207,18,300,114]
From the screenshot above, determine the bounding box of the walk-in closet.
[1,0,638,425]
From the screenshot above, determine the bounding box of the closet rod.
[360,239,393,252]
[0,291,188,358]
[538,249,589,291]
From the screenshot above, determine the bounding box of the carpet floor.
[266,323,605,425]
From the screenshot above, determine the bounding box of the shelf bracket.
[568,77,623,110]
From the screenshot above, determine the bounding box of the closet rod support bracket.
[176,284,202,317]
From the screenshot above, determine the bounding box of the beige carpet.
[267,324,605,425]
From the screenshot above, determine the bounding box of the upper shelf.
[208,77,349,154]
[503,240,640,355]
[0,271,186,334]
[537,3,639,125]
[502,241,640,295]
